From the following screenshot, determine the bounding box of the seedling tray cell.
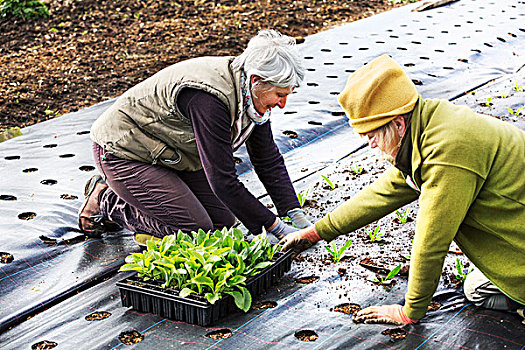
[117,250,293,326]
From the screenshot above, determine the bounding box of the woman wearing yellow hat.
[281,54,525,324]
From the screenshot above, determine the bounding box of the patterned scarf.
[241,72,272,125]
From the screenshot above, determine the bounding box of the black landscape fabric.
[1,0,524,348]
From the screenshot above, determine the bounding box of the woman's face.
[251,76,294,115]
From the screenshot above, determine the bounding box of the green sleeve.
[315,166,419,241]
[403,164,482,320]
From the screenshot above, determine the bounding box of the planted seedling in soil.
[483,97,493,107]
[508,107,523,116]
[351,164,363,175]
[513,82,523,91]
[325,239,352,263]
[297,184,313,207]
[372,264,401,288]
[455,258,473,283]
[119,227,281,312]
[395,208,410,224]
[366,225,384,242]
[321,174,337,189]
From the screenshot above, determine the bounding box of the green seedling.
[365,225,384,242]
[351,164,363,175]
[373,264,401,284]
[321,175,337,189]
[297,184,313,207]
[484,97,492,106]
[513,82,523,92]
[120,227,280,312]
[325,239,353,263]
[500,92,508,98]
[455,258,473,282]
[508,107,523,116]
[395,208,410,224]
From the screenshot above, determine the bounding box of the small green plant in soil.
[513,82,523,92]
[119,227,281,312]
[0,0,49,19]
[325,239,352,262]
[321,174,337,189]
[365,225,384,242]
[351,164,363,175]
[373,264,401,284]
[484,97,492,106]
[297,184,313,207]
[395,208,410,224]
[500,92,508,98]
[508,107,523,116]
[455,258,473,282]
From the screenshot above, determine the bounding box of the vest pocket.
[156,147,182,165]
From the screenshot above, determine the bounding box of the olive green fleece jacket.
[315,97,525,319]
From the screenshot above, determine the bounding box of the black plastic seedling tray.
[116,250,293,326]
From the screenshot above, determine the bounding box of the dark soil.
[0,0,409,129]
[333,302,361,317]
[0,252,14,264]
[252,300,277,310]
[85,311,112,321]
[31,340,58,350]
[118,330,144,345]
[381,327,407,341]
[294,329,318,342]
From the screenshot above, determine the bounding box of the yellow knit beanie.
[337,54,418,134]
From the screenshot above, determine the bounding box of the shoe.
[78,175,118,237]
[133,233,160,249]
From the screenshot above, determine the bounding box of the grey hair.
[232,29,305,87]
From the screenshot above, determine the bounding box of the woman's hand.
[354,304,418,325]
[287,208,312,229]
[279,225,321,258]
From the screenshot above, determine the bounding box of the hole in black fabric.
[306,68,316,72]
[435,49,445,52]
[508,32,517,37]
[443,67,454,70]
[342,55,352,58]
[484,43,493,47]
[404,63,415,67]
[326,75,338,79]
[307,82,319,86]
[308,101,320,104]
[18,212,36,220]
[295,330,318,342]
[308,121,323,126]
[252,300,278,309]
[389,35,399,38]
[284,111,297,115]
[458,58,469,63]
[397,47,407,51]
[339,42,349,45]
[329,92,339,95]
[31,340,58,349]
[118,330,143,345]
[331,111,346,116]
[345,69,355,73]
[320,49,331,52]
[85,311,112,321]
[205,329,233,340]
[233,157,242,164]
[376,41,385,44]
[471,49,481,53]
[76,130,90,135]
[412,79,423,86]
[60,194,78,200]
[334,303,362,316]
[381,328,407,340]
[467,20,474,23]
[295,275,319,284]
[0,252,14,264]
[411,41,422,44]
[420,56,430,60]
[386,29,393,32]
[497,37,506,42]
[400,24,407,27]
[448,42,457,45]
[419,28,427,31]
[43,144,58,148]
[59,154,75,158]
[427,35,435,39]
[23,168,38,173]
[4,155,20,160]
[441,30,449,33]
[79,165,95,171]
[304,56,314,59]
[358,47,369,50]
[323,62,334,65]
[283,130,298,138]
[520,28,525,32]
[41,179,57,185]
[428,73,438,78]
[0,195,17,200]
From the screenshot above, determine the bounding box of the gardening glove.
[279,225,322,258]
[268,217,298,240]
[287,208,312,229]
[354,304,418,325]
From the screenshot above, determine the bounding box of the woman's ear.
[250,75,262,85]
[393,115,406,137]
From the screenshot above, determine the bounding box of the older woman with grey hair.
[78,30,310,244]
